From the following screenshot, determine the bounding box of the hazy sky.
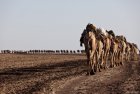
[0,0,140,50]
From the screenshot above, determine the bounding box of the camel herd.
[80,23,139,75]
[0,50,84,54]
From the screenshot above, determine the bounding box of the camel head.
[86,23,96,32]
[106,30,115,38]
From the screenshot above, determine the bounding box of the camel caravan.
[80,23,139,75]
[0,50,84,54]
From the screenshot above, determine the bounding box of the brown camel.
[131,43,139,60]
[116,35,127,65]
[125,42,131,62]
[80,28,97,75]
[86,24,105,72]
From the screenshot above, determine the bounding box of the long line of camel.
[80,23,139,75]
[0,50,85,54]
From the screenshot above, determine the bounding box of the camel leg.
[105,51,109,69]
[110,52,114,68]
[120,54,123,65]
[96,51,101,72]
[90,57,95,75]
[86,52,91,75]
[114,52,117,67]
[116,52,120,66]
[86,59,90,75]
[98,57,102,72]
[93,55,97,73]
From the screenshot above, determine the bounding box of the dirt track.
[0,54,140,94]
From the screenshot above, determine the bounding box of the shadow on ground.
[0,59,87,94]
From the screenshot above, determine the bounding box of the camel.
[105,30,122,68]
[108,36,119,67]
[86,24,105,72]
[125,42,131,62]
[116,35,127,65]
[92,28,111,70]
[96,40,104,72]
[80,28,97,75]
[100,30,111,69]
[131,43,139,60]
[95,30,104,72]
[80,23,107,73]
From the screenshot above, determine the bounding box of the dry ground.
[0,54,140,94]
